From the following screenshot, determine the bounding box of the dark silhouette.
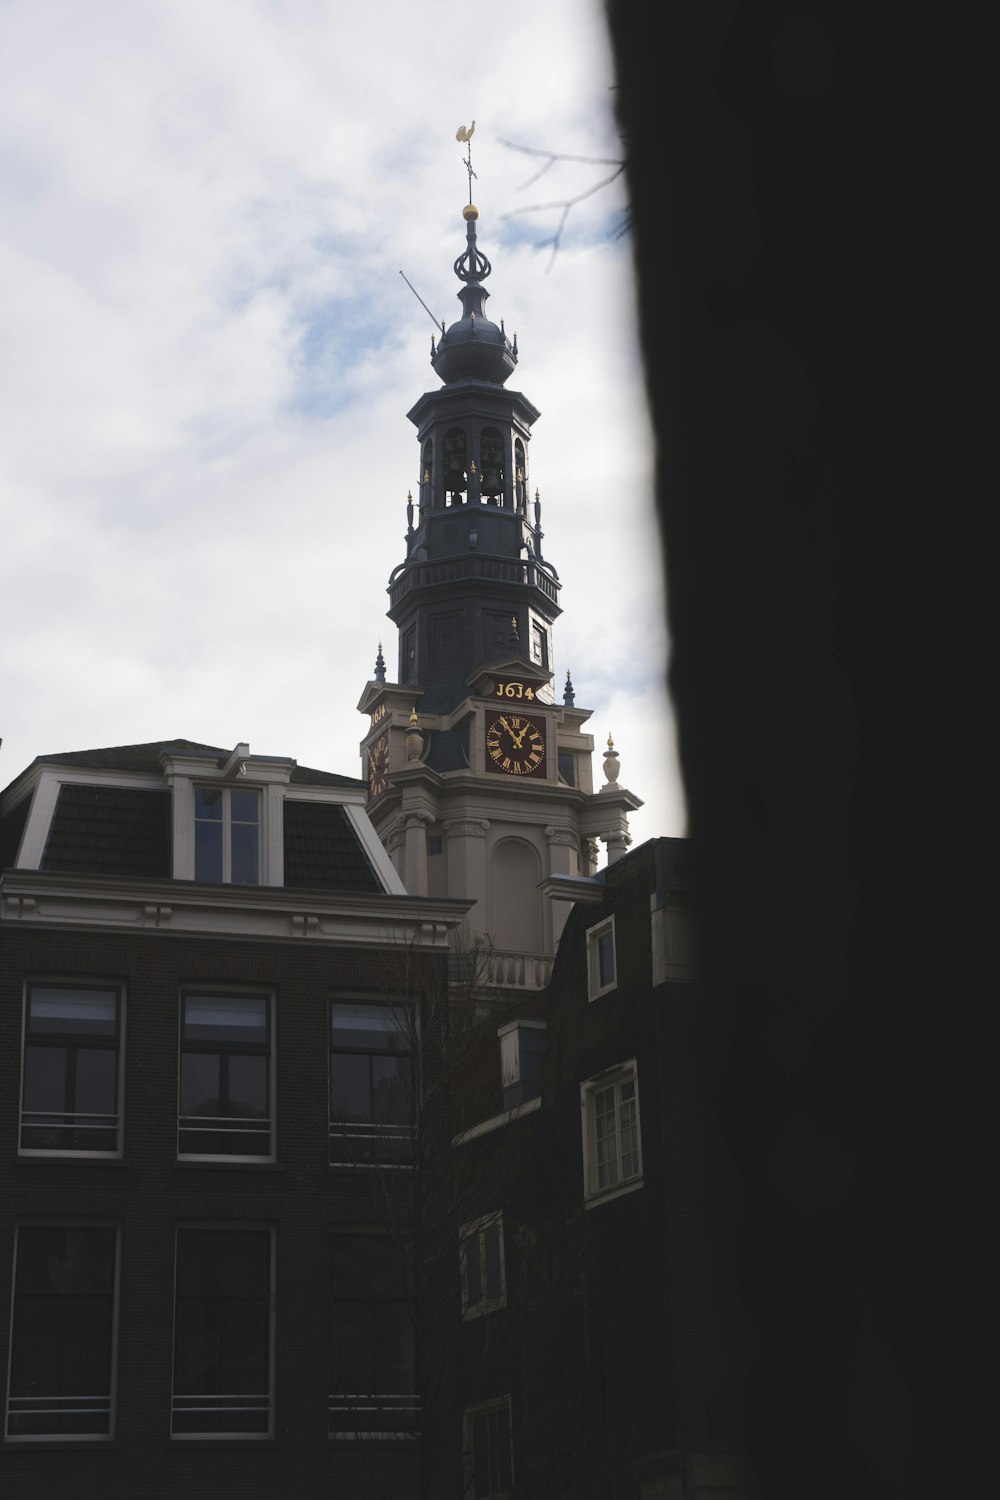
[605,5,921,1496]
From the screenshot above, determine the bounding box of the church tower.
[358,154,641,987]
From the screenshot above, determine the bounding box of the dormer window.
[194,786,260,885]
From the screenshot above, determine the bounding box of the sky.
[0,0,687,860]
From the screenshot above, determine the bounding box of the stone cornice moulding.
[0,871,472,947]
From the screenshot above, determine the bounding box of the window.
[530,620,549,670]
[460,1213,506,1319]
[171,1227,273,1437]
[329,1002,413,1166]
[586,916,617,999]
[581,1061,643,1206]
[6,1225,118,1440]
[329,1233,417,1438]
[178,992,273,1160]
[19,983,123,1156]
[194,786,260,883]
[498,1021,546,1110]
[464,1397,513,1499]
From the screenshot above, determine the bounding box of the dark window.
[6,1225,118,1439]
[465,1399,513,1498]
[194,787,260,884]
[20,985,121,1155]
[557,750,576,786]
[179,993,272,1158]
[427,836,443,856]
[530,622,549,670]
[403,626,417,683]
[329,1003,413,1166]
[172,1228,272,1436]
[443,427,468,502]
[480,427,504,501]
[461,1214,506,1317]
[329,1233,417,1437]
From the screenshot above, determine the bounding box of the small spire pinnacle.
[563,670,575,707]
[374,642,386,684]
[456,121,477,205]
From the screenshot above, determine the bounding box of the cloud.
[0,0,687,851]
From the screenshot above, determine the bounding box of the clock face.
[367,732,390,798]
[485,713,546,777]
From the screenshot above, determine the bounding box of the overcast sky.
[0,0,687,859]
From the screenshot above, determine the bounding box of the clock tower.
[358,183,641,987]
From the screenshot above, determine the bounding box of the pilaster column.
[601,828,632,865]
[545,825,581,948]
[442,818,490,936]
[403,809,434,896]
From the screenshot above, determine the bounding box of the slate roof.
[424,728,469,773]
[42,784,172,880]
[283,800,381,892]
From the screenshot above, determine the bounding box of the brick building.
[0,737,471,1498]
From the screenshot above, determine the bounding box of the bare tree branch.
[498,139,629,270]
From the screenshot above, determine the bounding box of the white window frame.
[177,988,275,1164]
[18,980,125,1160]
[459,1212,507,1320]
[328,998,415,1169]
[463,1395,514,1499]
[586,915,617,1000]
[5,1221,121,1443]
[193,783,263,885]
[170,1223,275,1440]
[580,1059,644,1207]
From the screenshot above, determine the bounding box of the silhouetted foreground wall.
[605,5,918,1497]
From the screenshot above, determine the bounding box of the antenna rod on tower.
[399,270,442,331]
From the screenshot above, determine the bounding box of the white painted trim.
[586,915,618,1000]
[0,870,472,948]
[451,1094,541,1145]
[580,1057,643,1206]
[342,804,408,894]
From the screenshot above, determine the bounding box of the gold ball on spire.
[463,203,479,221]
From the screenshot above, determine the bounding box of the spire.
[374,642,386,684]
[563,670,575,707]
[431,128,519,387]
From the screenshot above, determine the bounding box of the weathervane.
[456,121,476,204]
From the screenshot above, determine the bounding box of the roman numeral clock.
[484,710,547,778]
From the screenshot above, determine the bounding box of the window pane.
[331,1003,409,1053]
[180,1053,220,1116]
[8,1227,116,1438]
[229,789,259,824]
[371,1055,411,1124]
[483,1222,502,1302]
[331,1053,372,1120]
[465,1237,483,1306]
[173,1230,271,1435]
[230,821,259,885]
[228,1055,268,1118]
[194,787,223,820]
[184,995,267,1044]
[23,1045,67,1112]
[598,931,615,987]
[29,988,116,1036]
[75,1049,117,1115]
[195,819,223,881]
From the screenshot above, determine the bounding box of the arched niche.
[490,837,543,953]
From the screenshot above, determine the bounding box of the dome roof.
[431,207,519,386]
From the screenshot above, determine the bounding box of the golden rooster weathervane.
[456,121,477,204]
